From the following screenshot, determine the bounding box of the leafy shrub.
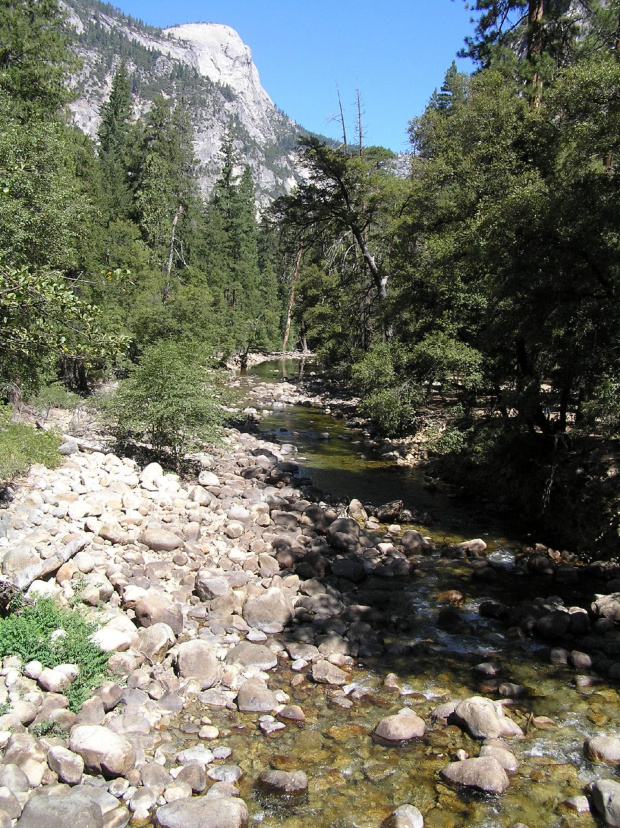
[426,425,467,455]
[359,387,418,437]
[0,597,109,711]
[0,404,62,483]
[108,341,228,466]
[410,332,483,395]
[352,344,422,436]
[579,373,620,438]
[28,382,81,417]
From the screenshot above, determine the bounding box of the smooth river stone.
[439,757,509,794]
[374,709,426,741]
[69,725,136,777]
[139,529,183,552]
[154,796,248,828]
[585,735,620,764]
[257,770,308,796]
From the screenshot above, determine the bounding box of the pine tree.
[97,60,133,219]
[0,0,77,120]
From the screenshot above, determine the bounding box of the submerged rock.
[257,769,308,796]
[439,757,509,794]
[373,709,426,742]
[381,804,424,828]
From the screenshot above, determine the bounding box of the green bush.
[28,382,81,418]
[0,597,109,711]
[359,387,419,437]
[352,344,422,437]
[579,373,620,438]
[0,404,62,483]
[108,341,228,467]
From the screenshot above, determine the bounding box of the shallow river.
[180,359,618,828]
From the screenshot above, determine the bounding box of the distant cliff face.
[65,0,304,205]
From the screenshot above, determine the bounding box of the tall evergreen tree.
[0,0,77,120]
[97,60,133,219]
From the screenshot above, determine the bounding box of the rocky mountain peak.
[65,0,304,204]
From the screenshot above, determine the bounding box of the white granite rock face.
[67,7,302,206]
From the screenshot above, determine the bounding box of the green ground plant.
[0,597,109,711]
[0,404,62,483]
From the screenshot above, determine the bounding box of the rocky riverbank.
[1,381,620,826]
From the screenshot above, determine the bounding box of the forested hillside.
[0,0,286,400]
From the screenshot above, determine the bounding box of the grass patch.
[0,404,62,483]
[0,597,109,711]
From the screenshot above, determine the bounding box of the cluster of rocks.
[4,370,620,827]
[477,564,620,685]
[0,420,450,827]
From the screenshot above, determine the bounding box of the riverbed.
[212,358,620,828]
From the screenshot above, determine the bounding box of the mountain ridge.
[64,0,310,204]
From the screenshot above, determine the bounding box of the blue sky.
[113,0,476,151]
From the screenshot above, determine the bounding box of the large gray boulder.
[373,709,426,742]
[585,736,620,764]
[236,678,278,712]
[242,587,293,632]
[134,591,183,636]
[16,792,103,828]
[154,796,248,828]
[139,529,183,553]
[176,640,219,689]
[451,697,521,740]
[592,779,620,827]
[257,769,308,796]
[68,725,136,777]
[225,641,277,671]
[138,623,176,663]
[592,594,620,622]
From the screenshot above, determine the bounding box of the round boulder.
[68,725,136,777]
[585,735,620,765]
[257,769,308,796]
[15,792,103,828]
[242,587,293,632]
[374,709,426,742]
[154,796,247,828]
[381,804,424,828]
[139,529,183,553]
[439,757,509,794]
[225,641,277,672]
[592,778,620,827]
[236,678,278,713]
[176,640,219,690]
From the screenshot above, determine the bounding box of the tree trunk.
[163,204,183,303]
[515,337,551,435]
[282,246,303,353]
[528,0,545,106]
